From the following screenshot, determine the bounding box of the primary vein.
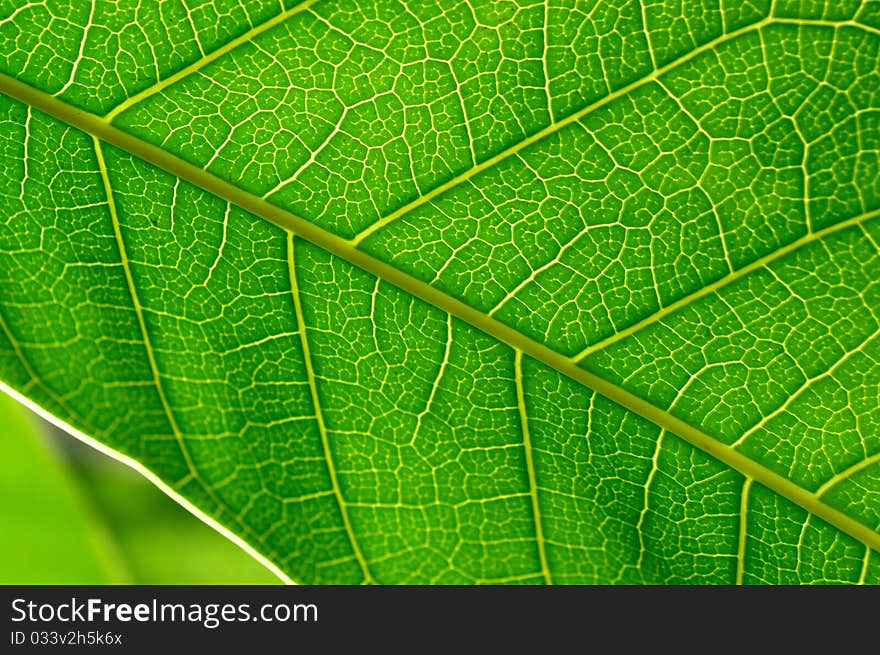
[2,74,878,555]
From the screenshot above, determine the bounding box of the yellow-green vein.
[736,478,753,585]
[348,15,772,246]
[514,350,552,584]
[858,546,872,585]
[94,138,272,556]
[103,0,319,121]
[574,208,880,362]
[286,233,376,584]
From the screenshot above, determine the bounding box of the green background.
[0,392,278,584]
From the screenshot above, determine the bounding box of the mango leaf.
[1,0,878,583]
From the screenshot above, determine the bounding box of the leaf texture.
[0,0,878,583]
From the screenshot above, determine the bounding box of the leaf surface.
[0,0,878,583]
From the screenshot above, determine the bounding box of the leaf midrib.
[4,72,879,555]
[1,29,878,555]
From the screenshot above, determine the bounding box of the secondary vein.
[286,233,376,584]
[95,137,271,554]
[736,478,753,585]
[103,0,318,121]
[514,351,552,584]
[347,16,772,246]
[574,207,880,362]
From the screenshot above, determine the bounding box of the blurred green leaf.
[0,392,279,584]
[72,457,280,585]
[0,392,126,584]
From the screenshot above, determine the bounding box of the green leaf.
[1,0,878,583]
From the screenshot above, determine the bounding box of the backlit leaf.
[1,0,878,583]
